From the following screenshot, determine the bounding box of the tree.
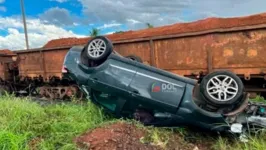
[114,31,124,34]
[90,28,100,37]
[146,23,154,28]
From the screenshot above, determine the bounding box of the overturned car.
[63,36,266,134]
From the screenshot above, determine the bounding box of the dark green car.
[63,36,266,134]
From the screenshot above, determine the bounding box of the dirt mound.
[74,122,213,150]
[0,49,15,56]
[74,122,158,150]
[43,12,266,49]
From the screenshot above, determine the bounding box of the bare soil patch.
[74,122,213,150]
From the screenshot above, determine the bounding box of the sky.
[0,0,266,50]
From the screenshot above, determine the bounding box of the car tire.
[200,70,244,106]
[125,55,143,63]
[84,36,113,62]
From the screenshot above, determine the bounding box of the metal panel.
[0,56,6,80]
[43,49,69,78]
[14,28,266,80]
[151,29,266,77]
[0,56,14,80]
[153,36,211,72]
[17,49,69,78]
[17,52,43,78]
[114,42,151,65]
[211,29,266,69]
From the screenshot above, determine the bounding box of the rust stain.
[247,49,258,57]
[239,49,245,55]
[245,32,266,44]
[176,60,183,65]
[155,36,208,70]
[143,61,150,65]
[164,50,169,62]
[212,36,241,48]
[212,29,266,69]
[186,57,193,64]
[223,49,234,57]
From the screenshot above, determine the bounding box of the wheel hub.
[87,39,106,58]
[206,75,239,102]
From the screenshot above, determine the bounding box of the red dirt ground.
[43,12,266,49]
[74,122,213,150]
[74,122,158,150]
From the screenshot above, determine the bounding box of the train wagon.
[1,12,266,99]
[0,50,17,81]
[0,50,18,95]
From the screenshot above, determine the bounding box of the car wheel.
[84,36,113,61]
[200,70,244,106]
[125,55,143,63]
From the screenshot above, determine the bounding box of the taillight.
[62,65,68,73]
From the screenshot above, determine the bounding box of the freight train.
[1,12,266,99]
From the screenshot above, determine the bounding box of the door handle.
[132,90,140,95]
[92,78,98,83]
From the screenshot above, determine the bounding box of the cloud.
[0,17,85,50]
[37,0,266,33]
[0,6,6,12]
[0,17,24,29]
[0,0,5,3]
[49,0,68,3]
[105,31,115,35]
[78,0,266,30]
[126,19,141,25]
[177,0,266,22]
[39,7,77,26]
[78,0,190,29]
[97,23,122,29]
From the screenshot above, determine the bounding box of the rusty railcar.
[9,48,80,99]
[2,12,266,98]
[0,50,17,81]
[0,54,11,81]
[0,50,18,94]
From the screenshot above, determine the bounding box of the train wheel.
[67,85,84,100]
[200,70,244,106]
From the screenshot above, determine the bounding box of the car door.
[87,58,138,95]
[128,64,187,113]
[83,58,139,113]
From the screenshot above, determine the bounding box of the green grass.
[212,130,266,150]
[0,94,111,150]
[1,94,266,150]
[250,95,266,104]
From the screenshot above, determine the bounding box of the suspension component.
[39,85,83,100]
